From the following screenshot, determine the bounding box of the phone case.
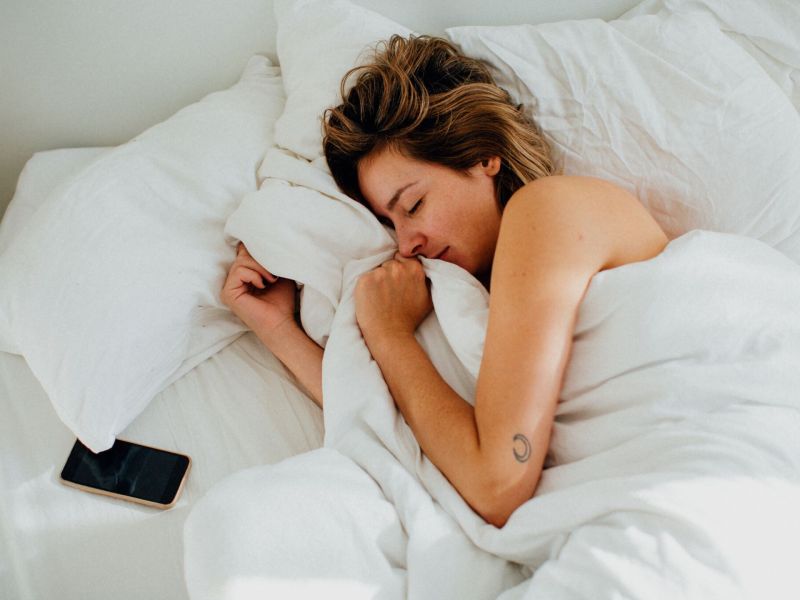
[59,439,192,510]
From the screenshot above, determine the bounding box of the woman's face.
[356,145,503,278]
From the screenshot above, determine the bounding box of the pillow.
[221,0,414,346]
[271,0,413,163]
[624,0,800,112]
[269,0,800,264]
[0,148,111,255]
[0,56,285,452]
[446,11,800,263]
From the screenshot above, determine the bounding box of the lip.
[433,246,449,260]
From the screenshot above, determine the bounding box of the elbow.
[476,494,518,529]
[480,505,513,529]
[470,444,544,528]
[474,478,537,529]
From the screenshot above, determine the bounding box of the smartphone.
[59,438,191,509]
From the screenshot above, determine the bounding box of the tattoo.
[512,434,531,463]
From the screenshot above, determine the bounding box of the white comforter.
[184,145,800,599]
[184,0,800,594]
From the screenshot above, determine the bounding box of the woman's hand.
[221,242,297,336]
[355,253,433,347]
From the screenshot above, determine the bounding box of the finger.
[237,244,271,281]
[249,262,278,283]
[393,253,425,272]
[234,265,266,289]
[238,254,278,283]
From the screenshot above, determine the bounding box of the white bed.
[0,147,324,600]
[3,1,800,599]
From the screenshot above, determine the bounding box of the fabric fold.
[223,144,800,598]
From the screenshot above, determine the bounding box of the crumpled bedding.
[184,146,800,599]
[184,0,800,595]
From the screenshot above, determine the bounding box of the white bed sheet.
[0,149,324,600]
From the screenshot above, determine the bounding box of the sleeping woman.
[220,35,668,528]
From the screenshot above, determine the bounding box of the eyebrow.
[386,181,418,212]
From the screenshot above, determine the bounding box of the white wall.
[0,0,640,218]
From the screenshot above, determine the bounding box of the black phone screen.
[60,438,190,505]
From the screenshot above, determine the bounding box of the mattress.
[0,149,324,599]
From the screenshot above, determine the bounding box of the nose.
[397,226,426,258]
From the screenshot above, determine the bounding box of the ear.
[478,156,501,177]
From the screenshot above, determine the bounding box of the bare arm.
[221,242,324,409]
[361,176,667,527]
[477,177,668,525]
[366,330,484,509]
[253,318,324,409]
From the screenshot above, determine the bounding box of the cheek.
[433,211,462,244]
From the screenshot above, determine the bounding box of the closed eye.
[408,200,423,215]
[377,216,395,229]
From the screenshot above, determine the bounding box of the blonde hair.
[322,35,557,208]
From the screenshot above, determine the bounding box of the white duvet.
[184,147,800,599]
[184,0,800,596]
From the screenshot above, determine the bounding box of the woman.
[221,35,668,528]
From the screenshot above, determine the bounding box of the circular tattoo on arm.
[512,434,531,463]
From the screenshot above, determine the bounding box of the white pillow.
[272,0,413,163]
[224,0,414,345]
[624,0,800,112]
[0,56,285,452]
[0,148,111,256]
[446,11,800,263]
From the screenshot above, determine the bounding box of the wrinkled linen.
[184,148,800,599]
[623,0,800,113]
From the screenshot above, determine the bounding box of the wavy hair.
[322,34,557,209]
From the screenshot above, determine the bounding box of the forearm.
[368,332,490,517]
[253,317,324,409]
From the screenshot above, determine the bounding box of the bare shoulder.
[500,175,668,271]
